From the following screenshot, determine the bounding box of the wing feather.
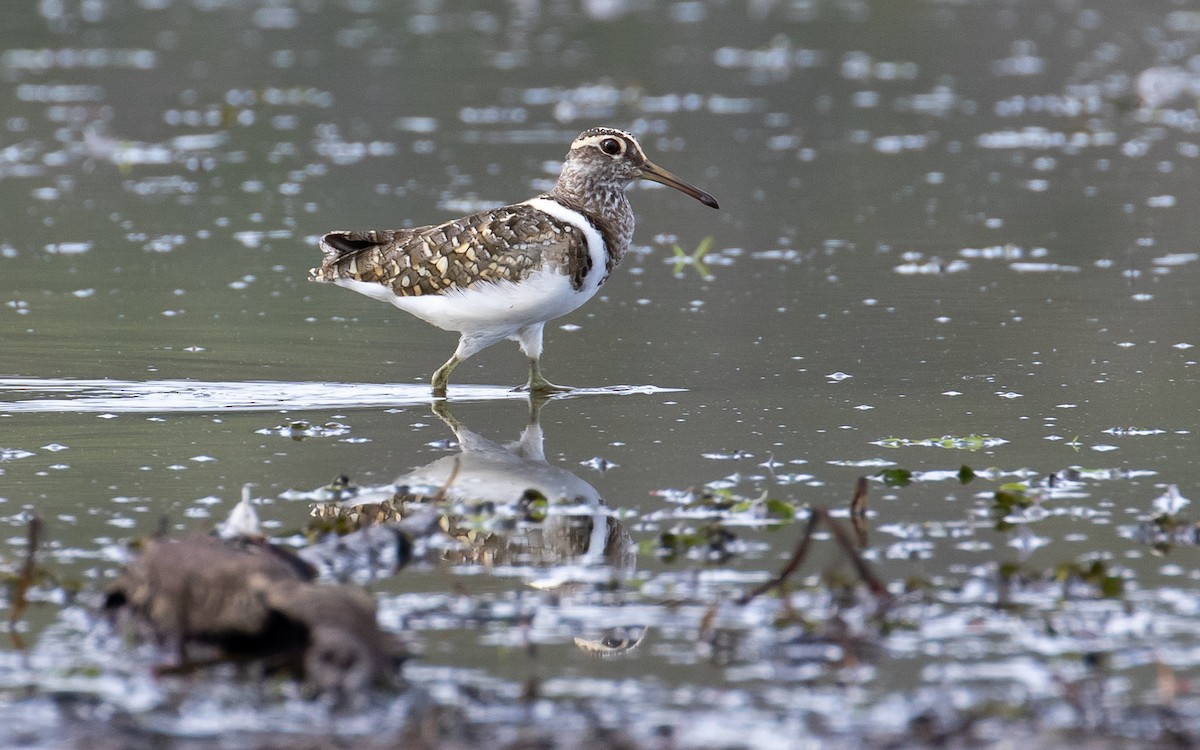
[309,204,588,296]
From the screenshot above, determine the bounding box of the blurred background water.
[1,0,1199,746]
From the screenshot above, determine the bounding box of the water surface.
[2,1,1199,747]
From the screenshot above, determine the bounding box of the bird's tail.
[310,231,373,282]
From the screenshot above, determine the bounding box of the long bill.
[640,161,720,209]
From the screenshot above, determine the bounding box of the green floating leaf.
[1084,561,1124,599]
[763,498,795,519]
[655,531,680,562]
[993,483,1032,512]
[1053,561,1076,582]
[1099,576,1124,598]
[1052,559,1125,599]
[877,468,913,487]
[991,485,1032,531]
[872,434,1008,451]
[904,576,932,593]
[997,561,1023,580]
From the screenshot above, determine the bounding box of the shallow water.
[2,0,1200,747]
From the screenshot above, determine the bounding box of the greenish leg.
[430,399,460,429]
[526,357,573,396]
[431,355,460,398]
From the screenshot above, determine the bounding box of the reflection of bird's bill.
[573,626,647,657]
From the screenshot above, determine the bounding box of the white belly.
[333,269,598,335]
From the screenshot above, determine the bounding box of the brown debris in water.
[104,534,405,699]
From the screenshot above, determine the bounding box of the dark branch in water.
[850,475,869,548]
[432,457,461,503]
[8,514,42,649]
[737,508,819,605]
[822,508,889,600]
[737,505,890,609]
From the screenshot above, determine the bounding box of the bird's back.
[310,203,594,297]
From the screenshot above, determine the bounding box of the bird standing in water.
[310,127,719,397]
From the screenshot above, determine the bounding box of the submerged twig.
[697,600,720,641]
[737,506,890,609]
[737,508,819,605]
[849,475,869,548]
[821,509,889,600]
[8,515,43,648]
[432,457,461,503]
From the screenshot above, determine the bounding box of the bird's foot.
[515,376,574,396]
[516,359,574,396]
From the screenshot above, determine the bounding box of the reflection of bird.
[311,127,718,396]
[216,483,261,539]
[574,625,648,657]
[403,401,602,508]
[393,401,634,571]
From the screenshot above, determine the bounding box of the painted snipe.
[310,127,719,397]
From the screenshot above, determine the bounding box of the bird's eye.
[599,138,622,155]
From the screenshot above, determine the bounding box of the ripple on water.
[0,378,683,413]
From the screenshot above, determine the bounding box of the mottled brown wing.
[311,203,590,296]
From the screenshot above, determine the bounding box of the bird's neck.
[547,178,634,271]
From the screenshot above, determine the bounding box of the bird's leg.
[526,388,549,425]
[436,333,502,396]
[431,355,460,398]
[526,357,573,395]
[514,323,573,395]
[430,399,462,431]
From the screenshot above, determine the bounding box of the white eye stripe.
[576,135,621,149]
[571,133,640,158]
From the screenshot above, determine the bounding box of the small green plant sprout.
[670,236,714,280]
